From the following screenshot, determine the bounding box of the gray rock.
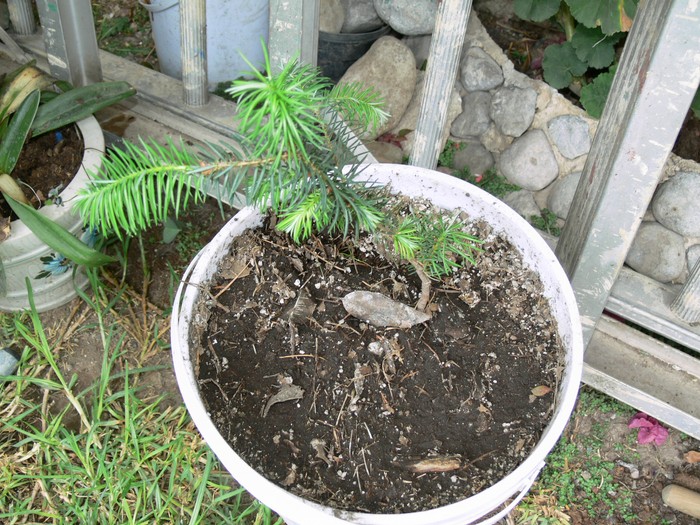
[320,0,345,33]
[452,140,494,175]
[460,47,503,92]
[652,171,700,237]
[389,72,462,156]
[451,91,492,138]
[547,171,582,220]
[490,86,537,138]
[0,2,8,30]
[403,35,432,69]
[342,291,431,327]
[365,140,404,164]
[338,36,417,139]
[687,244,700,273]
[626,222,686,283]
[497,130,559,191]
[0,347,19,376]
[374,0,437,35]
[502,190,541,221]
[340,0,383,32]
[547,115,591,159]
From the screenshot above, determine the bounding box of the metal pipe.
[7,0,35,35]
[671,259,700,324]
[180,0,208,106]
[37,0,102,85]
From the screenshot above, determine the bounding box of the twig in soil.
[422,342,442,364]
[310,338,319,414]
[213,265,251,299]
[363,422,373,440]
[198,378,230,403]
[180,279,230,313]
[206,339,224,375]
[335,393,350,426]
[361,448,371,477]
[399,370,419,383]
[354,466,363,493]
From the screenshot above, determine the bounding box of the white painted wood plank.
[268,0,319,70]
[606,267,700,353]
[410,0,471,169]
[35,0,103,85]
[585,315,700,439]
[555,0,700,347]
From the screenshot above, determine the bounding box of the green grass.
[575,387,636,417]
[529,209,562,237]
[514,387,643,524]
[91,4,155,62]
[0,274,281,524]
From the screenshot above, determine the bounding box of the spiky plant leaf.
[226,48,332,170]
[416,214,484,277]
[393,217,421,261]
[76,138,212,239]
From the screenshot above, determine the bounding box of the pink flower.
[628,412,669,446]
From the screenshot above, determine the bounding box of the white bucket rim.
[171,163,583,525]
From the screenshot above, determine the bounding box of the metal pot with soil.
[0,116,105,312]
[170,163,583,525]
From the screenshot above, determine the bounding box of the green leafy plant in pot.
[75,48,583,525]
[0,61,134,311]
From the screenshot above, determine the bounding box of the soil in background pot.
[0,125,83,220]
[193,203,566,514]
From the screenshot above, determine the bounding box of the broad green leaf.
[162,216,184,243]
[31,81,135,136]
[580,65,617,118]
[542,42,588,89]
[571,26,622,69]
[514,0,561,22]
[566,0,638,35]
[0,89,39,175]
[3,195,116,268]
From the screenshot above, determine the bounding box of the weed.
[438,140,462,168]
[92,5,154,63]
[459,167,520,198]
[529,209,561,236]
[524,434,637,522]
[576,387,635,417]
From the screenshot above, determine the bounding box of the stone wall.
[326,1,700,286]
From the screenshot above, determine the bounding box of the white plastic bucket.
[140,0,269,87]
[0,117,104,312]
[171,163,584,524]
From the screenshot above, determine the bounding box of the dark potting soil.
[193,207,566,514]
[0,125,83,220]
